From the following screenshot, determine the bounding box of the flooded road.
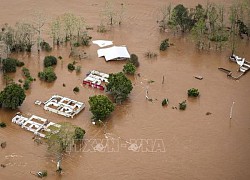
[1,0,250,179]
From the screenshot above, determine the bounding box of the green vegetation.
[75,66,81,73]
[73,86,80,93]
[179,100,187,110]
[38,67,57,82]
[45,122,85,171]
[160,38,170,51]
[44,56,57,67]
[123,62,136,75]
[22,67,34,90]
[188,88,199,97]
[127,54,139,67]
[0,23,35,52]
[106,72,133,103]
[40,41,52,51]
[162,98,169,106]
[158,3,250,51]
[0,83,26,109]
[67,63,75,71]
[0,122,6,128]
[73,127,85,140]
[2,58,17,73]
[1,58,25,73]
[89,95,114,121]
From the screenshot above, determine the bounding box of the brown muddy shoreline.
[1,0,250,180]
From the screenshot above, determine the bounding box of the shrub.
[0,122,6,128]
[67,63,75,71]
[44,56,57,67]
[23,79,31,90]
[0,83,26,109]
[123,63,136,75]
[145,51,158,58]
[58,56,63,60]
[76,66,81,73]
[162,98,169,106]
[74,127,85,140]
[128,54,139,67]
[81,33,92,46]
[160,38,170,51]
[38,67,57,82]
[73,42,80,47]
[22,67,31,78]
[188,88,199,97]
[18,79,23,83]
[73,86,80,92]
[97,24,107,33]
[40,41,52,51]
[179,100,187,110]
[15,60,25,67]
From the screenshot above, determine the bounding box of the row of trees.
[159,1,250,52]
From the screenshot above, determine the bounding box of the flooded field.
[1,0,250,179]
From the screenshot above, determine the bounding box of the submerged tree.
[0,22,35,52]
[106,72,133,103]
[31,11,46,52]
[158,4,172,30]
[89,95,114,121]
[46,122,85,172]
[170,4,193,32]
[0,83,26,109]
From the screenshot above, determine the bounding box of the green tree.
[160,38,170,51]
[44,56,57,67]
[106,72,133,103]
[2,58,17,72]
[170,4,193,32]
[45,122,85,172]
[0,83,26,109]
[74,127,85,140]
[191,18,207,49]
[38,67,57,82]
[123,63,136,75]
[89,95,114,121]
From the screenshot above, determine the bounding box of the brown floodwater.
[1,0,250,179]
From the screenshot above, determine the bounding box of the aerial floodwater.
[0,0,250,179]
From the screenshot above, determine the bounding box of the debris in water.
[230,102,235,119]
[194,76,203,80]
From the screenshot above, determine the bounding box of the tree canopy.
[0,83,26,109]
[89,95,114,121]
[106,72,133,103]
[38,67,57,82]
[123,62,136,75]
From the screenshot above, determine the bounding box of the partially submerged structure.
[12,114,61,138]
[229,54,250,73]
[43,95,85,118]
[97,46,130,61]
[219,54,250,80]
[83,70,109,90]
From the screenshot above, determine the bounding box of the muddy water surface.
[1,0,250,180]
